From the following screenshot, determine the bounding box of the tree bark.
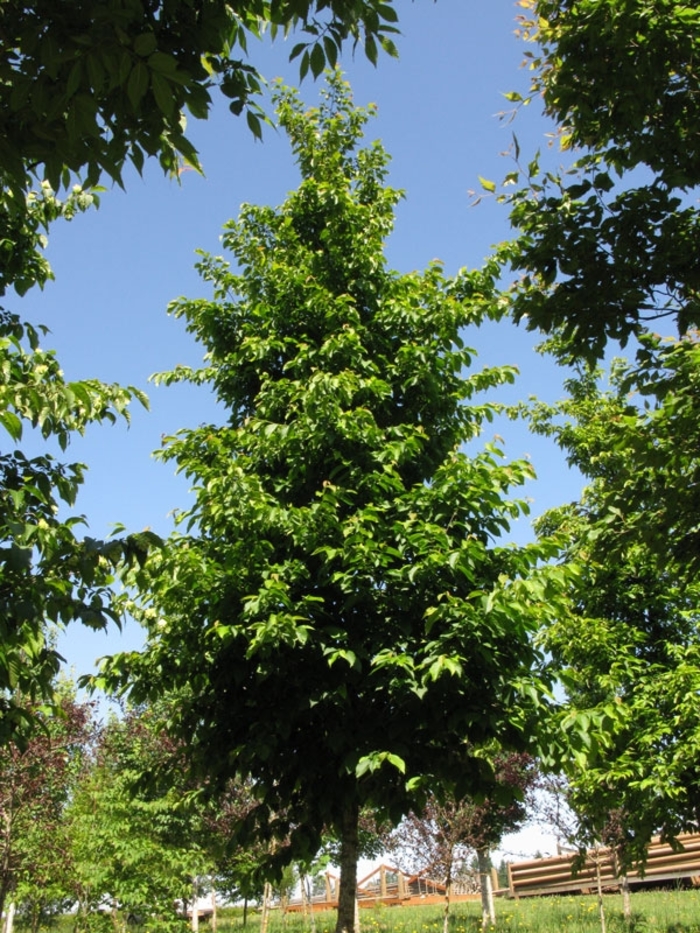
[477,848,495,930]
[594,848,606,933]
[335,800,360,933]
[442,866,452,933]
[620,873,631,920]
[260,882,273,933]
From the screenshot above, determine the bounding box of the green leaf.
[133,32,157,57]
[309,42,325,79]
[127,62,149,110]
[0,410,22,440]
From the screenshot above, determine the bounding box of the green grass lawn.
[215,890,700,933]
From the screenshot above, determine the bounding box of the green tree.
[0,0,405,741]
[68,705,210,933]
[528,342,700,867]
[503,0,700,363]
[97,73,568,933]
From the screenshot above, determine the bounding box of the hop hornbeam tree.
[97,73,569,933]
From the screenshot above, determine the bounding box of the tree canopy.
[504,0,700,362]
[97,73,568,933]
[0,0,401,197]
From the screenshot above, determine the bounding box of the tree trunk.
[620,873,631,920]
[477,848,495,930]
[260,882,273,933]
[3,902,15,933]
[301,874,317,933]
[191,877,199,933]
[442,867,451,933]
[335,800,360,933]
[594,848,606,933]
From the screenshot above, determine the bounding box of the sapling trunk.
[477,848,495,930]
[594,848,606,933]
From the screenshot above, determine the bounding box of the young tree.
[98,73,569,933]
[504,0,700,363]
[390,753,536,931]
[68,705,210,932]
[0,684,94,925]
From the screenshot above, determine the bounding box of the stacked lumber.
[508,833,700,898]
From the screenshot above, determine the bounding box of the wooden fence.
[508,833,700,898]
[287,864,492,911]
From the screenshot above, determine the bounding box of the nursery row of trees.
[2,3,700,933]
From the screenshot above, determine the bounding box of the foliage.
[0,303,157,743]
[391,754,536,882]
[95,72,570,933]
[67,704,212,933]
[527,341,700,867]
[503,0,700,362]
[390,754,536,931]
[0,684,95,925]
[0,0,401,224]
[0,328,147,739]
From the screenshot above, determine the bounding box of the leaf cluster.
[503,0,700,362]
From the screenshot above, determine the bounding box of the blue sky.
[15,1,582,708]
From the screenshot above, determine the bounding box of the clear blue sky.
[16,1,582,699]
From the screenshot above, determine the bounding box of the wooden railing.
[508,833,700,898]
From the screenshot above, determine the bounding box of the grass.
[213,890,700,933]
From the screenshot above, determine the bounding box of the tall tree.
[528,341,700,866]
[1,0,406,741]
[97,72,569,933]
[503,0,700,363]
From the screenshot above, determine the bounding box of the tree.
[503,0,700,363]
[0,0,406,742]
[0,683,94,927]
[390,753,536,931]
[68,704,213,933]
[96,72,569,933]
[528,342,700,867]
